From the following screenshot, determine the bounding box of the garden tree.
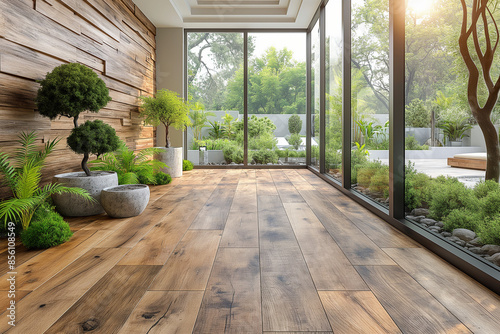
[36,63,111,128]
[459,0,500,181]
[139,89,192,148]
[288,114,302,134]
[225,47,306,114]
[187,33,254,110]
[405,99,431,127]
[67,120,120,176]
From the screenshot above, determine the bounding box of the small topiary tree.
[67,120,120,176]
[36,63,111,128]
[288,114,302,134]
[139,89,192,148]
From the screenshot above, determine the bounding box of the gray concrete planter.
[52,171,118,217]
[100,184,150,218]
[156,147,182,178]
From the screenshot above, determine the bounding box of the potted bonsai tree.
[139,89,191,177]
[36,63,119,216]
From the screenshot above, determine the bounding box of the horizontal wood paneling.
[0,0,156,199]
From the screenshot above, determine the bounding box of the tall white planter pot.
[156,147,183,178]
[52,171,118,217]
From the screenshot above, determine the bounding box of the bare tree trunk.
[475,111,500,181]
[82,152,91,176]
[163,122,170,148]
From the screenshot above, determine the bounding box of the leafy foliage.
[222,142,244,164]
[189,108,215,141]
[225,47,306,114]
[288,114,302,134]
[405,99,430,127]
[89,140,166,185]
[286,133,302,150]
[139,89,192,147]
[67,120,120,176]
[405,136,428,150]
[252,149,278,164]
[0,132,92,230]
[154,172,172,185]
[20,203,73,249]
[183,160,194,171]
[36,63,111,127]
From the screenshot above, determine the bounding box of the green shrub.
[474,180,499,199]
[480,188,500,217]
[21,204,73,249]
[288,114,302,134]
[286,133,302,150]
[477,215,500,245]
[356,161,385,188]
[222,142,244,164]
[326,150,342,170]
[443,208,481,231]
[249,132,277,150]
[405,172,432,210]
[252,149,278,164]
[183,160,194,171]
[429,178,478,220]
[90,140,166,185]
[369,166,390,198]
[405,98,430,127]
[405,136,428,150]
[154,172,172,185]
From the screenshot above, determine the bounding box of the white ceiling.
[133,0,322,29]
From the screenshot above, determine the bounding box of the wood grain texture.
[0,248,128,333]
[0,0,156,198]
[319,291,401,334]
[149,230,222,291]
[384,247,500,333]
[356,265,472,334]
[45,265,161,334]
[118,185,214,265]
[259,196,331,332]
[194,248,261,333]
[298,189,396,265]
[284,203,368,290]
[314,182,419,248]
[220,182,259,247]
[0,229,111,291]
[118,291,204,334]
[190,183,237,230]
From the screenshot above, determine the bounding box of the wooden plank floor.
[1,169,500,333]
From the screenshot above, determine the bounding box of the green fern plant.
[89,141,167,185]
[0,132,93,230]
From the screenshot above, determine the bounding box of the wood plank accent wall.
[0,0,156,199]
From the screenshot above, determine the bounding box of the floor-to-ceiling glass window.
[186,31,305,166]
[186,32,244,165]
[350,0,390,205]
[325,0,343,181]
[404,1,494,245]
[247,33,307,165]
[310,21,321,169]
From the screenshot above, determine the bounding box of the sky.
[250,32,306,63]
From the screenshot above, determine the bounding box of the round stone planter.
[155,147,182,178]
[100,184,150,218]
[52,171,118,217]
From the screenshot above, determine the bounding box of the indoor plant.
[36,63,119,216]
[139,89,191,177]
[89,140,171,185]
[0,131,92,230]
